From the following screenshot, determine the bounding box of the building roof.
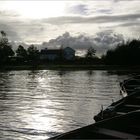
[40,49,62,55]
[40,47,75,55]
[64,47,75,52]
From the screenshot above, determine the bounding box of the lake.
[0,70,138,140]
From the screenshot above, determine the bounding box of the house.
[40,48,62,60]
[40,47,75,61]
[63,47,75,60]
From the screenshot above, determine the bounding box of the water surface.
[0,70,137,139]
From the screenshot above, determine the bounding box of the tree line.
[0,31,98,65]
[102,39,140,65]
[0,31,41,65]
[1,30,140,66]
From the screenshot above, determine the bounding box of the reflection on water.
[0,70,138,139]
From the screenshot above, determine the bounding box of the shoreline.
[1,65,140,71]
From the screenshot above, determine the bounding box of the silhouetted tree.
[27,44,39,64]
[85,46,96,59]
[1,31,6,37]
[59,45,64,60]
[0,31,14,64]
[16,45,27,58]
[104,39,140,65]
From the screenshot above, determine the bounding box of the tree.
[16,45,27,58]
[59,45,64,60]
[0,31,14,64]
[85,46,96,59]
[104,39,140,65]
[27,44,39,63]
[1,31,6,37]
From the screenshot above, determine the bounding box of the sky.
[0,0,140,55]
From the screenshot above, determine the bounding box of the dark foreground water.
[0,70,138,140]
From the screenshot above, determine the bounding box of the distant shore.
[1,64,140,71]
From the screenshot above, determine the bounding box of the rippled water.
[0,70,138,139]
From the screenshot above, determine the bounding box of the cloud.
[93,30,124,53]
[0,10,19,18]
[41,31,124,56]
[0,0,140,48]
[42,13,140,25]
[42,32,93,49]
[117,21,140,27]
[0,11,138,49]
[66,4,88,15]
[97,9,112,14]
[0,23,21,41]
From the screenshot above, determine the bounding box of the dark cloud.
[117,21,140,27]
[42,32,92,50]
[93,30,124,54]
[42,13,140,25]
[0,10,22,41]
[41,31,124,56]
[0,18,46,43]
[66,4,88,15]
[0,23,21,41]
[97,9,112,14]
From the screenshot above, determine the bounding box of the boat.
[94,75,140,122]
[120,75,140,96]
[94,90,140,121]
[48,76,140,139]
[49,111,140,139]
